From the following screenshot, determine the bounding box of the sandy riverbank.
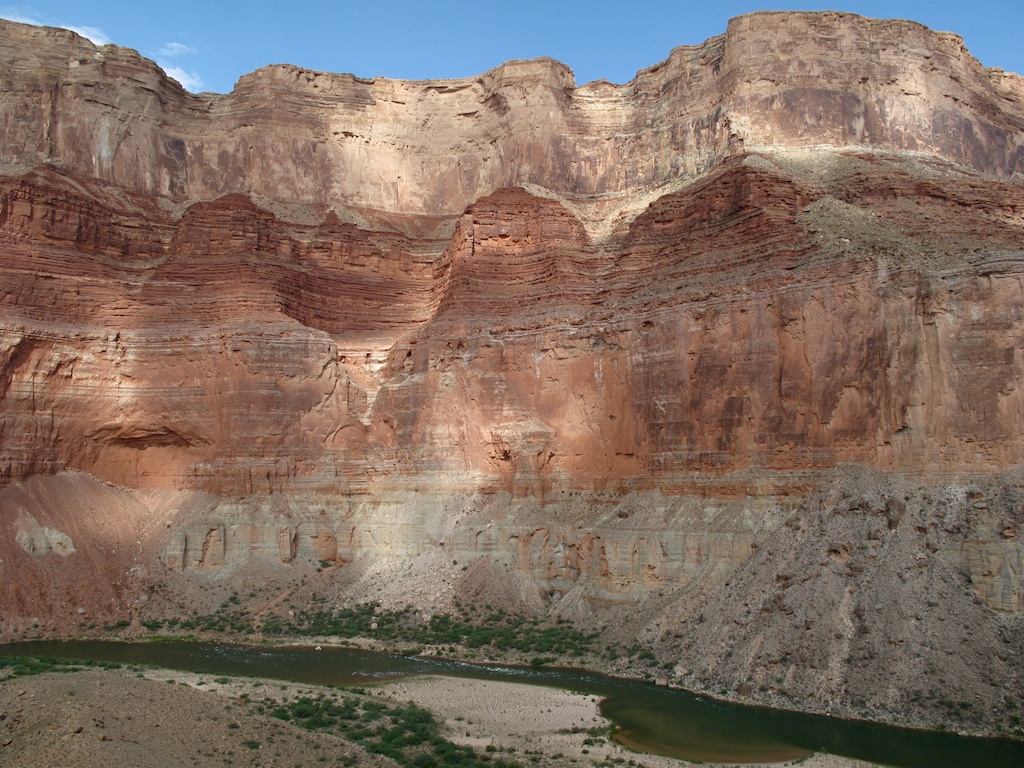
[160,665,882,768]
[1,663,883,768]
[375,675,882,768]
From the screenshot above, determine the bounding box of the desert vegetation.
[258,690,522,768]
[141,599,602,662]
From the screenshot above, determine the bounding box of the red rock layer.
[2,146,1023,496]
[368,155,1024,495]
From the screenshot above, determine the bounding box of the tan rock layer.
[1,12,1022,222]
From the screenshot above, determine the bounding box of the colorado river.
[2,640,1021,767]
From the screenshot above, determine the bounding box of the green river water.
[2,640,1021,767]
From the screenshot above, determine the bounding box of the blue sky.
[1,1,1021,93]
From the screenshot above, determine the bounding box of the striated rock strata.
[1,11,1023,734]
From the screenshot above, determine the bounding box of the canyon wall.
[1,10,1023,732]
[2,157,1023,495]
[2,12,1022,221]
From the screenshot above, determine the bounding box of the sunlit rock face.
[1,10,1024,731]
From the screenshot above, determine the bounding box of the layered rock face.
[1,11,1023,731]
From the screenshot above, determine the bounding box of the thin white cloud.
[155,40,204,92]
[0,10,43,25]
[161,64,203,93]
[63,24,111,46]
[0,10,111,46]
[157,41,196,59]
[4,10,205,93]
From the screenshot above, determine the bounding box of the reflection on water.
[601,695,809,763]
[2,640,1022,767]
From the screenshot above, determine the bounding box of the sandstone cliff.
[1,11,1023,735]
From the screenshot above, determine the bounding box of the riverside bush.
[0,655,120,678]
[264,692,521,768]
[146,601,599,659]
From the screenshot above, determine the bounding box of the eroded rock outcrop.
[1,10,1023,735]
[647,470,1024,724]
